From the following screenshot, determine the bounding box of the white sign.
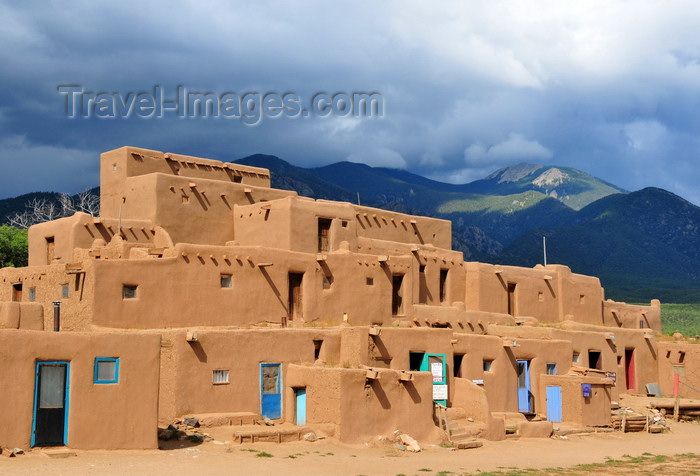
[431,362,443,380]
[472,379,484,385]
[433,384,448,400]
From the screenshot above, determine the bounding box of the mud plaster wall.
[0,330,160,449]
[657,342,700,398]
[540,375,612,426]
[158,329,341,422]
[603,299,662,333]
[287,365,438,443]
[88,244,431,329]
[0,262,95,331]
[99,147,270,219]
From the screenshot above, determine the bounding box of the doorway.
[507,283,517,316]
[625,348,636,391]
[288,273,303,321]
[12,283,22,302]
[517,360,532,413]
[588,351,602,370]
[260,363,282,420]
[32,361,69,447]
[420,353,447,406]
[294,388,307,425]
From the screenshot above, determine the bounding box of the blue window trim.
[94,357,120,384]
[31,361,70,447]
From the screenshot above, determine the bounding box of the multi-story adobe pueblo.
[1,146,697,449]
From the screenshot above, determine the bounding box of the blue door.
[32,361,70,447]
[546,386,562,422]
[517,360,532,413]
[260,363,282,419]
[295,388,307,425]
[420,353,447,406]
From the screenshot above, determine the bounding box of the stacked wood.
[611,412,648,432]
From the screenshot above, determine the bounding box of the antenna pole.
[543,236,547,267]
[357,192,361,206]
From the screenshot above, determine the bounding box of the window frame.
[94,357,120,384]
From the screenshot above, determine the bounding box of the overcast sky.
[1,1,699,205]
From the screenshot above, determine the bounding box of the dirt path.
[2,419,699,476]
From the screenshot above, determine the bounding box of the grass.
[661,303,700,336]
[256,451,273,458]
[466,452,698,475]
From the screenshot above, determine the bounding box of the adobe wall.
[0,329,160,449]
[657,342,700,398]
[156,328,342,422]
[88,242,448,329]
[603,299,662,333]
[286,364,442,443]
[100,146,271,218]
[0,262,95,331]
[539,375,612,426]
[118,173,295,246]
[28,212,156,266]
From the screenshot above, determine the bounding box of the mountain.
[495,187,700,302]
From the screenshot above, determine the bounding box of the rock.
[398,434,421,452]
[187,434,204,443]
[183,417,199,428]
[395,443,406,451]
[303,432,318,442]
[262,416,275,426]
[467,417,474,422]
[158,429,175,440]
[9,448,24,457]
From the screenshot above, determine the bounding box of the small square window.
[546,363,557,375]
[61,284,69,298]
[483,360,493,372]
[341,221,348,228]
[123,285,137,299]
[220,274,232,288]
[28,287,36,301]
[213,369,229,385]
[579,294,585,304]
[573,352,580,363]
[94,357,119,384]
[366,277,374,286]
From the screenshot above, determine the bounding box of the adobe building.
[0,146,688,450]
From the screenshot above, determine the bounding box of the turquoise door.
[32,361,70,447]
[420,353,447,405]
[517,360,532,413]
[260,363,282,420]
[546,386,562,422]
[295,388,307,425]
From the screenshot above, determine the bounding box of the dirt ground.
[3,397,700,476]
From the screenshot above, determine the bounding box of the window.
[439,269,449,303]
[573,352,580,363]
[409,352,425,371]
[507,282,516,316]
[12,283,22,302]
[213,369,229,385]
[588,350,602,370]
[483,360,493,372]
[313,340,323,360]
[366,277,373,286]
[579,294,585,304]
[61,284,69,299]
[318,218,332,252]
[220,274,232,288]
[546,363,557,375]
[341,221,348,228]
[28,287,36,301]
[123,285,137,299]
[391,274,404,316]
[453,353,465,378]
[94,357,119,384]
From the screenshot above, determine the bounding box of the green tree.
[0,225,28,268]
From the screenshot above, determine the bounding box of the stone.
[398,434,421,452]
[303,432,318,442]
[395,443,406,451]
[9,448,24,457]
[183,417,199,428]
[158,429,175,440]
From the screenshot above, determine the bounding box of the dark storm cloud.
[1,1,699,205]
